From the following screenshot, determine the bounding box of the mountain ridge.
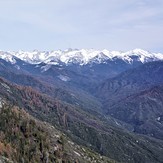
[1,76,163,163]
[1,48,163,65]
[1,49,163,162]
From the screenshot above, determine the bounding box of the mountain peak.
[0,49,163,65]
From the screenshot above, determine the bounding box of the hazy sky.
[0,0,163,52]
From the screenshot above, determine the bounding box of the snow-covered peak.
[0,51,17,64]
[0,49,163,65]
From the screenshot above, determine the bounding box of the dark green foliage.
[0,105,53,162]
[94,61,163,140]
[66,118,163,163]
[0,104,114,163]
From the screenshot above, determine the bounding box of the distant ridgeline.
[0,49,163,163]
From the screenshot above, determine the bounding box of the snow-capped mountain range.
[0,48,163,65]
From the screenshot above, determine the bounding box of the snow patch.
[58,75,70,82]
[1,83,10,90]
[15,65,20,70]
[74,151,81,156]
[1,83,12,93]
[0,97,2,108]
[41,65,52,72]
[114,120,120,126]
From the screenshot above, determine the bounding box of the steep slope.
[1,51,163,162]
[94,61,163,140]
[95,61,163,107]
[0,59,102,113]
[1,49,163,90]
[0,53,142,92]
[105,85,163,140]
[0,104,113,163]
[0,77,163,163]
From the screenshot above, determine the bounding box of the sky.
[0,0,163,52]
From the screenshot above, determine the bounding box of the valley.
[0,49,163,163]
